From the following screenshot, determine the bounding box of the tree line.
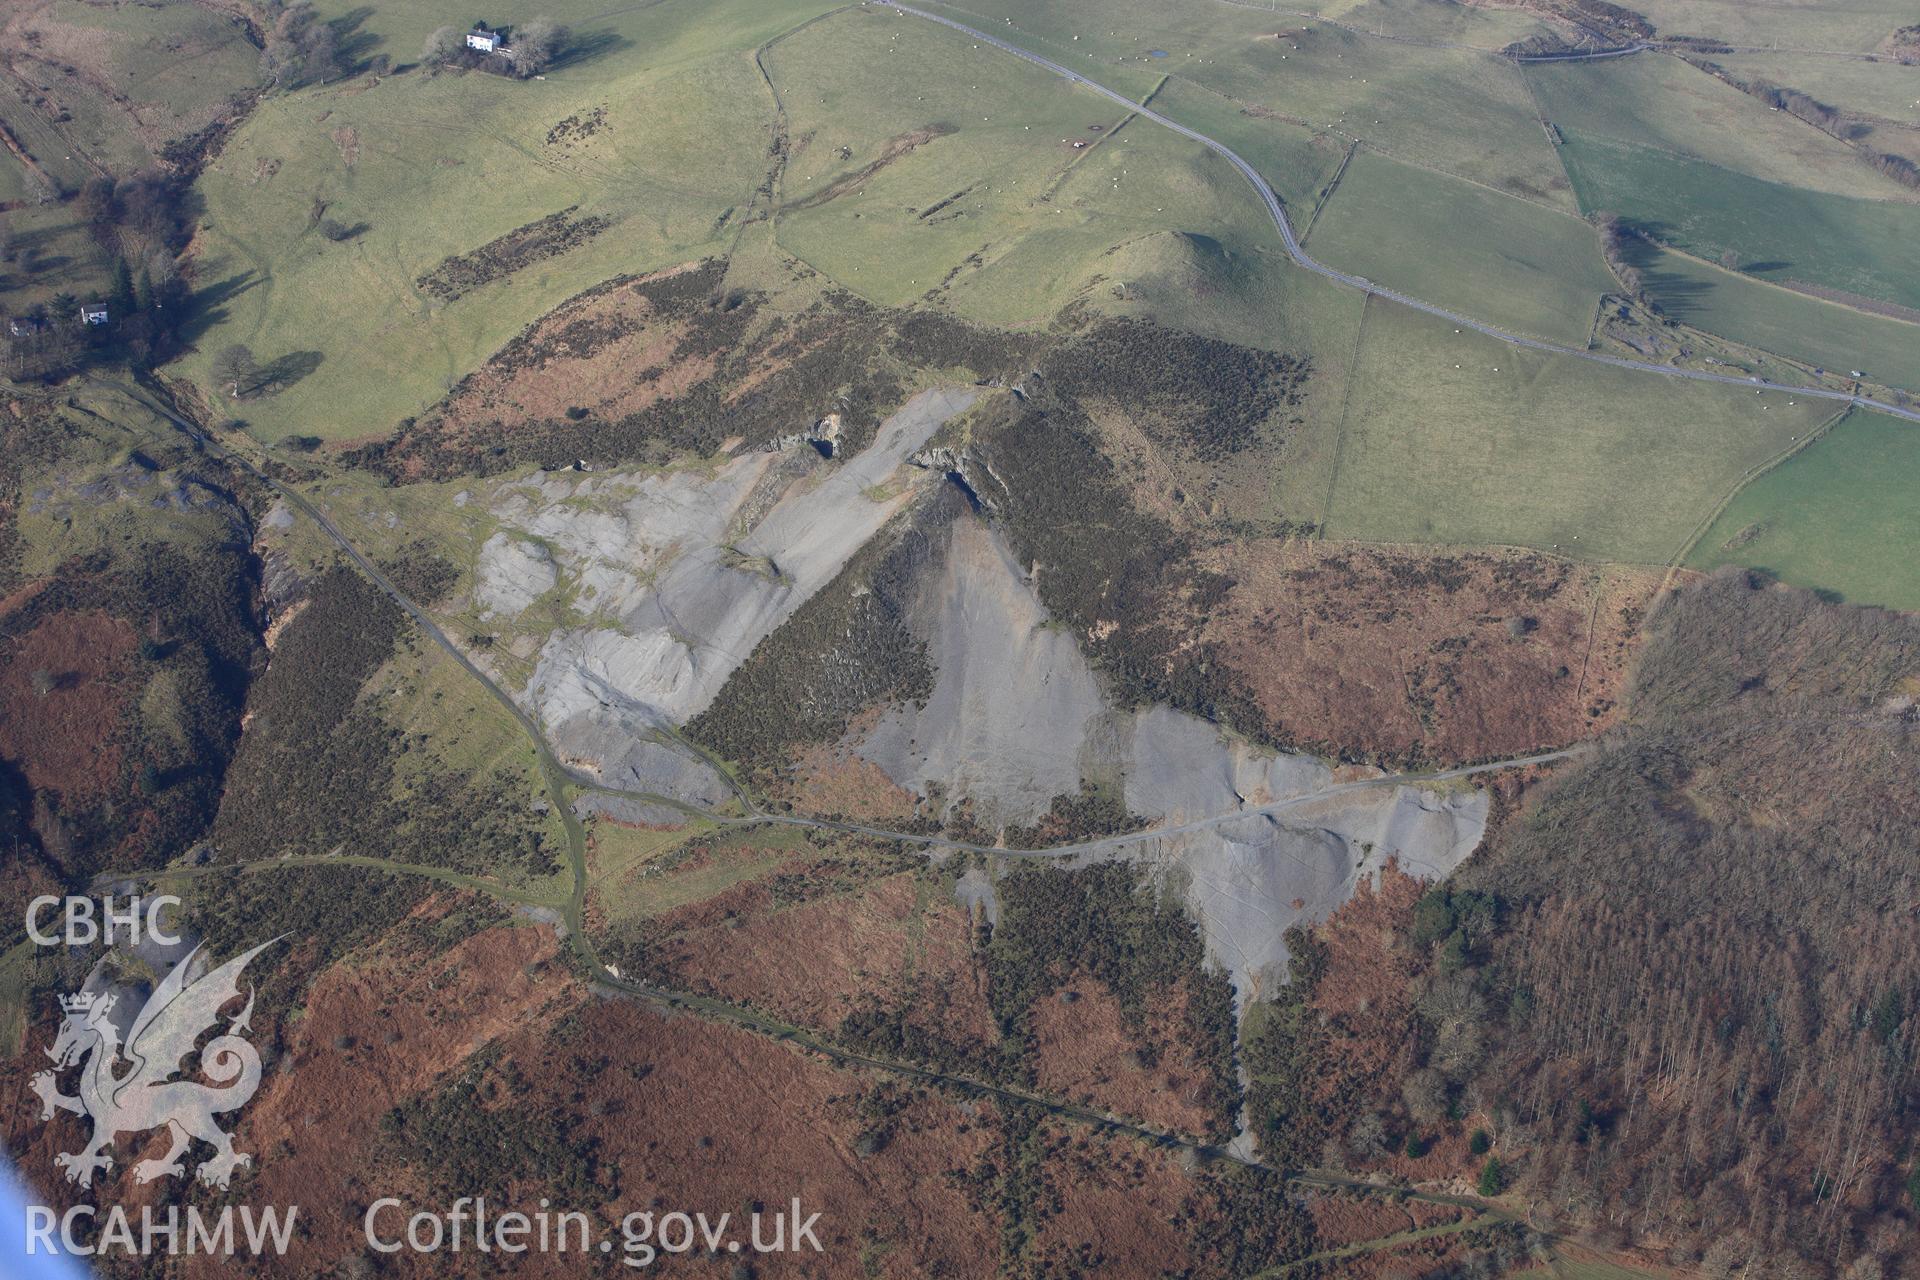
[1239,571,1920,1277]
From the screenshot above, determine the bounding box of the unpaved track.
[116,376,1574,859]
[878,1,1920,426]
[104,377,1563,1232]
[711,745,1583,858]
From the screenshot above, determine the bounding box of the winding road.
[877,1,1920,426]
[107,3,1918,863]
[66,14,1918,1231]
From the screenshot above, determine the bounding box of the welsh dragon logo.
[30,939,279,1190]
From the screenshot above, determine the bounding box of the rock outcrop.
[490,387,979,790]
[474,532,557,620]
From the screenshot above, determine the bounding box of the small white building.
[79,304,109,326]
[466,27,505,53]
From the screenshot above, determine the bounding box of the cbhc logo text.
[25,895,182,947]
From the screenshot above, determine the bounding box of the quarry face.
[474,387,1485,1011]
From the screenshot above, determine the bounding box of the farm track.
[92,383,1553,1233]
[24,1,1903,1249]
[882,0,1920,425]
[124,822,1527,1244]
[103,1,1914,928]
[108,377,1581,863]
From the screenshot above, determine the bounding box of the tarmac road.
[877,1,1920,425]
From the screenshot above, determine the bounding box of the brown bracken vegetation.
[1247,571,1920,1278]
[1202,541,1661,767]
[414,206,611,303]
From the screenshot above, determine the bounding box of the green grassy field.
[173,0,842,441]
[175,0,1355,441]
[766,6,1283,325]
[1624,0,1910,53]
[909,0,1575,208]
[1304,148,1613,344]
[1556,128,1920,313]
[1688,410,1920,610]
[587,820,710,889]
[1630,244,1920,390]
[54,0,257,163]
[1709,53,1920,126]
[0,159,27,207]
[1274,0,1549,48]
[0,0,260,188]
[0,78,94,198]
[0,204,112,318]
[1143,76,1349,213]
[1526,53,1914,200]
[299,0,771,75]
[1321,297,1834,563]
[1702,53,1920,173]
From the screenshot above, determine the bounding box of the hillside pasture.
[0,203,110,316]
[1691,55,1920,173]
[1303,148,1613,345]
[0,72,95,197]
[1621,0,1912,54]
[1320,298,1833,563]
[175,0,1358,442]
[0,0,260,179]
[1687,410,1920,610]
[1266,0,1551,49]
[1555,128,1920,313]
[298,0,817,76]
[1142,76,1347,213]
[175,0,839,441]
[886,0,1574,209]
[764,5,1298,327]
[1526,53,1916,200]
[0,146,31,206]
[1708,53,1920,126]
[1630,243,1920,390]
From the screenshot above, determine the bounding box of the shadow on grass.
[549,29,631,72]
[330,7,384,73]
[258,349,325,393]
[176,270,264,347]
